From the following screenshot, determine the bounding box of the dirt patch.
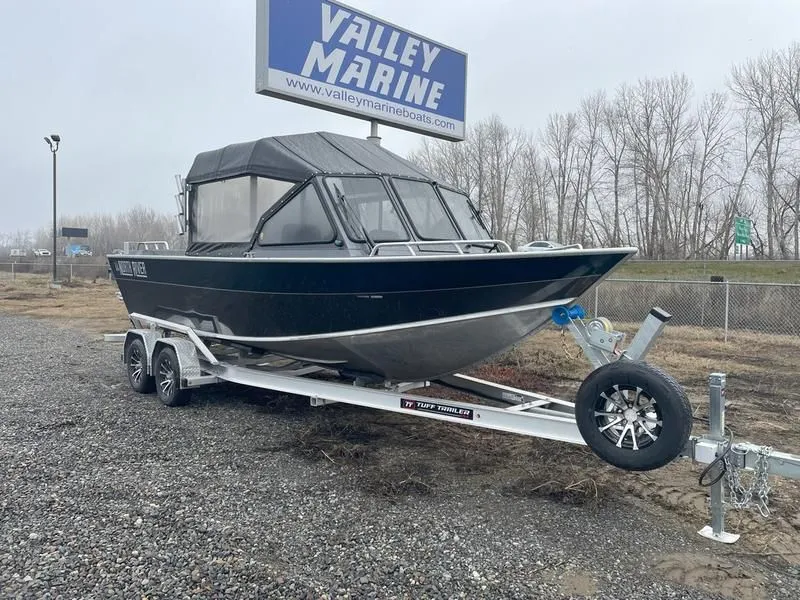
[553,569,599,598]
[653,553,767,600]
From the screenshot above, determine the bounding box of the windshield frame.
[254,179,338,247]
[435,184,492,240]
[323,175,411,244]
[388,177,463,241]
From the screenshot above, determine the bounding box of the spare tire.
[575,360,692,471]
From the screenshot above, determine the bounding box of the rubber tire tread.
[124,338,155,394]
[154,347,191,407]
[575,360,692,471]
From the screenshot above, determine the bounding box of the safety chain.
[559,327,584,361]
[723,445,773,517]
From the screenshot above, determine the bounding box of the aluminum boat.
[109,132,635,381]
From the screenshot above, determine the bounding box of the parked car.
[32,248,52,257]
[10,248,27,257]
[518,240,583,252]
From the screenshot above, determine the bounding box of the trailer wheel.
[124,338,155,394]
[575,360,692,471]
[154,347,191,407]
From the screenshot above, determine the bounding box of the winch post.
[552,305,666,370]
[625,308,671,360]
[698,372,740,543]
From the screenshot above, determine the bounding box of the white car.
[33,248,52,257]
[518,240,583,252]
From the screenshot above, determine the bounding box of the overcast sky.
[2,0,800,235]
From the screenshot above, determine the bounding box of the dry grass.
[617,259,800,283]
[2,275,800,561]
[0,274,129,334]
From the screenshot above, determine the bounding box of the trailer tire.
[575,360,691,471]
[124,337,155,394]
[154,347,191,407]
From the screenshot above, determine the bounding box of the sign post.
[734,217,751,260]
[255,0,467,142]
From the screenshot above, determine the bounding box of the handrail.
[369,239,512,256]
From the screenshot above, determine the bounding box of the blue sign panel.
[256,0,467,140]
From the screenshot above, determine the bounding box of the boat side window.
[193,176,295,243]
[438,187,492,240]
[391,178,460,240]
[324,177,409,243]
[258,184,335,245]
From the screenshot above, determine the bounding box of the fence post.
[11,262,14,281]
[70,263,73,281]
[724,281,730,343]
[594,286,599,316]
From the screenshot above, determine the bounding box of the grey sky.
[2,0,800,234]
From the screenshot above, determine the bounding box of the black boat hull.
[110,249,634,380]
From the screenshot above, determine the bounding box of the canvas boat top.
[185,131,437,184]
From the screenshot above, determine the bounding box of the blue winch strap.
[551,305,585,327]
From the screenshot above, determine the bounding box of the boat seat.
[281,224,323,243]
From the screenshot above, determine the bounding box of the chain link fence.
[0,261,110,281]
[584,278,800,338]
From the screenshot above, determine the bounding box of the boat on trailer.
[110,131,635,381]
[110,131,693,472]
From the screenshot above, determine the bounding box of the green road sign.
[734,217,751,245]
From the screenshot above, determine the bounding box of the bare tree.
[543,112,579,243]
[779,42,800,257]
[730,50,789,257]
[686,91,733,257]
[400,43,800,257]
[515,139,551,243]
[481,116,526,242]
[571,91,605,245]
[598,92,628,245]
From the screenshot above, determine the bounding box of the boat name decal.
[401,398,473,420]
[115,260,148,279]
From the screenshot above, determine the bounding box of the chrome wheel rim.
[593,384,662,451]
[128,346,143,385]
[158,356,175,398]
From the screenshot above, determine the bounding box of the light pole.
[44,134,61,282]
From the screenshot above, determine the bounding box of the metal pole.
[723,281,730,343]
[698,372,740,543]
[709,373,726,536]
[367,120,381,145]
[708,373,725,438]
[52,150,57,282]
[11,262,14,281]
[594,286,599,316]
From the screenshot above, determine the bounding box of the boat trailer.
[107,306,800,543]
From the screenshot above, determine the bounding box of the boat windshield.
[437,187,492,240]
[391,179,460,240]
[324,177,409,243]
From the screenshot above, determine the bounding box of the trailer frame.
[105,307,800,544]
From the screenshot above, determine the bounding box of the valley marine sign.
[255,0,467,141]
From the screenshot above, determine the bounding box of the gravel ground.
[1,312,798,599]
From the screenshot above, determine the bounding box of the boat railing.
[369,239,513,256]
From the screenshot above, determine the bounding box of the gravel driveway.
[1,313,797,599]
